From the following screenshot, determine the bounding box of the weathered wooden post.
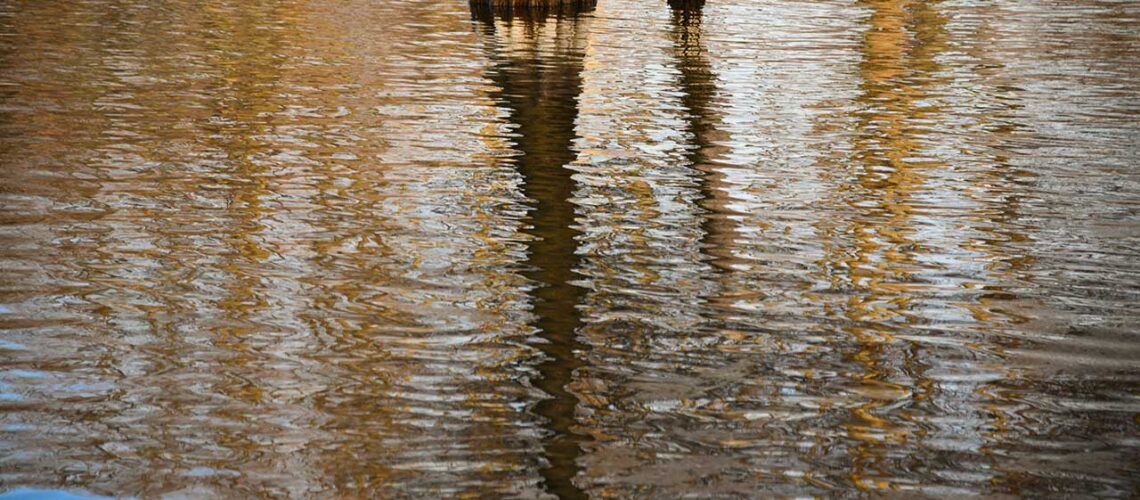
[668,0,705,8]
[469,0,597,21]
[470,0,595,7]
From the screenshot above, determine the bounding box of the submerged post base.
[469,0,597,21]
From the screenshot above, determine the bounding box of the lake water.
[1,0,1138,497]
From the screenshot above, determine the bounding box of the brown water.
[1,0,1139,497]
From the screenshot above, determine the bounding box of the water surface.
[1,0,1139,497]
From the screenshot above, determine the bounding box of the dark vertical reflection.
[668,0,712,150]
[667,0,736,274]
[472,3,594,498]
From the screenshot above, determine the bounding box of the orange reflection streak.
[831,0,949,491]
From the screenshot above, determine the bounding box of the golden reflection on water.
[837,0,949,490]
[1,0,1139,497]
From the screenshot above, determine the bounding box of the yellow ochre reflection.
[833,0,949,491]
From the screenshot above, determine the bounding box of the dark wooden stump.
[469,0,597,22]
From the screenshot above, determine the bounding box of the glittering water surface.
[1,0,1139,497]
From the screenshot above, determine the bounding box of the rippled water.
[1,0,1138,497]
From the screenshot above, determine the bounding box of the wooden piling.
[469,0,596,22]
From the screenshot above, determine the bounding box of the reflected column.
[472,2,594,498]
[667,0,739,287]
[837,0,949,489]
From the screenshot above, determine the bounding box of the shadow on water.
[471,2,595,498]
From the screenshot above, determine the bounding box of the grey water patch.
[0,340,27,351]
[0,489,116,500]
